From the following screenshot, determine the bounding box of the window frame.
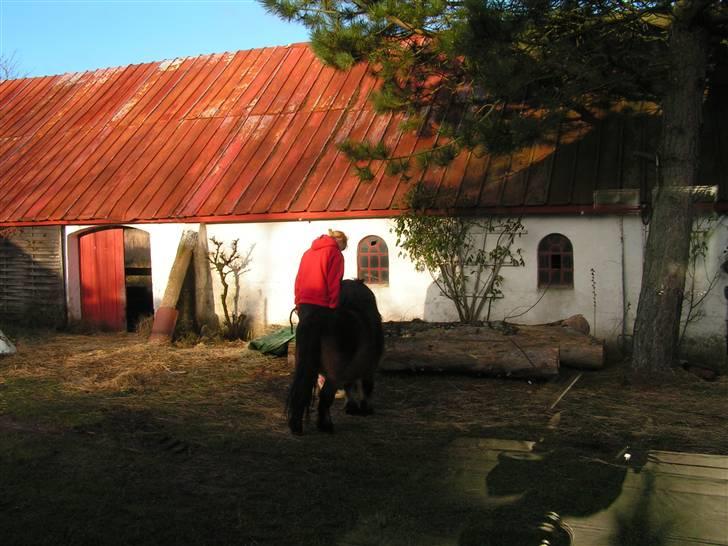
[537,233,574,288]
[357,235,389,285]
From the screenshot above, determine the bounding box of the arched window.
[357,235,389,284]
[537,233,573,288]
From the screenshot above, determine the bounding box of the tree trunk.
[631,14,708,375]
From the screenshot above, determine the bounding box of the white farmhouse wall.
[63,214,728,351]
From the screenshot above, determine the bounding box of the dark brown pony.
[287,279,384,435]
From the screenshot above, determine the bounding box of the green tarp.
[248,327,295,356]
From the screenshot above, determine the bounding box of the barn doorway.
[123,228,154,331]
[78,227,153,332]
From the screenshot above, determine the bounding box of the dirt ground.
[0,329,726,545]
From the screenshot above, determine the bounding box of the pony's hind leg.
[358,376,375,416]
[344,378,374,416]
[317,378,337,433]
[344,381,363,415]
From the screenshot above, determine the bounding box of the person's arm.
[327,250,344,308]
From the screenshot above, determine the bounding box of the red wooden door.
[79,229,126,330]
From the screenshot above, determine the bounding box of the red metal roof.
[0,43,725,227]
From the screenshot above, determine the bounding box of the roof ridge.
[2,43,313,82]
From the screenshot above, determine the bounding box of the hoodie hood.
[310,235,339,251]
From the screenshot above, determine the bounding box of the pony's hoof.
[288,419,303,435]
[317,421,335,434]
[345,401,361,415]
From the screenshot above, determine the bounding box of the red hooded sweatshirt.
[294,235,345,308]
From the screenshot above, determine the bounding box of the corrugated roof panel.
[196,114,276,216]
[345,112,406,211]
[250,47,306,116]
[85,59,227,220]
[619,112,647,192]
[287,106,363,213]
[214,49,265,117]
[267,108,347,214]
[181,52,237,119]
[310,66,352,112]
[94,119,198,221]
[548,129,580,205]
[0,77,29,110]
[281,50,324,114]
[298,64,337,112]
[178,115,258,216]
[478,154,511,207]
[186,51,249,119]
[10,72,89,143]
[306,108,383,212]
[0,81,55,174]
[456,151,489,208]
[594,116,622,192]
[571,126,601,204]
[154,55,221,124]
[232,110,314,215]
[437,148,472,209]
[331,63,369,111]
[120,118,215,220]
[121,58,197,127]
[523,142,556,205]
[220,112,298,215]
[155,116,231,218]
[0,76,58,136]
[501,144,535,206]
[7,67,140,189]
[248,110,323,214]
[109,63,168,126]
[30,64,162,221]
[228,47,290,117]
[13,74,91,142]
[143,117,228,218]
[10,68,139,221]
[0,72,125,221]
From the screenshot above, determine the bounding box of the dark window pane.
[381,270,389,283]
[538,254,548,268]
[563,255,573,268]
[551,255,562,269]
[370,255,379,268]
[538,271,549,285]
[359,256,368,267]
[382,256,389,268]
[564,271,573,285]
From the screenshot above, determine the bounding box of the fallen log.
[382,326,559,379]
[380,316,604,377]
[515,316,605,370]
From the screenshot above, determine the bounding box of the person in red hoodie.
[288,229,347,434]
[294,229,348,321]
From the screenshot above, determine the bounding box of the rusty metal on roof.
[0,43,726,227]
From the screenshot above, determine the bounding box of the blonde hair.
[328,229,348,250]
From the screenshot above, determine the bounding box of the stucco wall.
[64,215,728,350]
